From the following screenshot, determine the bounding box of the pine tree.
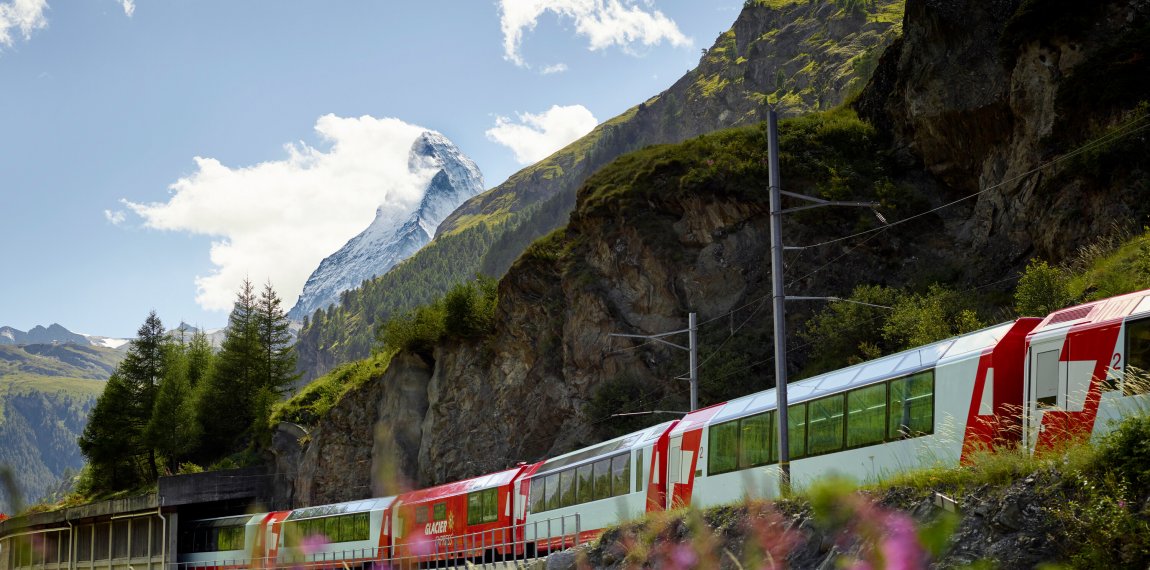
[78,371,145,490]
[252,280,300,444]
[145,339,201,474]
[198,279,262,458]
[185,329,216,389]
[114,311,167,480]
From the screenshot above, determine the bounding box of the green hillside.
[293,0,907,381]
[0,343,120,512]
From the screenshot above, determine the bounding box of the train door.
[666,436,682,509]
[1025,338,1067,452]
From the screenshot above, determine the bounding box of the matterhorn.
[288,131,484,321]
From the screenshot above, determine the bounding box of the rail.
[166,515,582,570]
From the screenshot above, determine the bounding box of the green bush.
[443,276,498,339]
[1014,259,1074,316]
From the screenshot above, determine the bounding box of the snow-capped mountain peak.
[287,131,485,321]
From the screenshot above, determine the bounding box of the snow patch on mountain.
[288,131,484,321]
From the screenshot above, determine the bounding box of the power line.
[792,112,1150,252]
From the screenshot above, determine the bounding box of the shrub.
[1014,259,1074,316]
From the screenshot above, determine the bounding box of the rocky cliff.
[281,0,1150,507]
[292,0,905,382]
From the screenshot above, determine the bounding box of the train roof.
[671,319,1027,435]
[1029,288,1150,338]
[285,496,396,521]
[532,420,676,478]
[398,465,528,505]
[183,513,266,528]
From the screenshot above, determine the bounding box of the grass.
[584,410,1150,568]
[1063,227,1150,301]
[272,351,393,427]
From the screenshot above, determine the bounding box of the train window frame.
[433,503,447,522]
[610,453,630,497]
[529,477,546,513]
[593,459,612,501]
[415,506,429,525]
[738,411,773,470]
[1124,316,1150,395]
[467,487,499,525]
[772,402,807,462]
[707,420,740,476]
[544,473,561,511]
[889,370,934,439]
[576,463,594,504]
[807,393,845,456]
[559,469,576,508]
[846,382,888,449]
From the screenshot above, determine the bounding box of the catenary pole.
[767,108,792,495]
[609,312,699,411]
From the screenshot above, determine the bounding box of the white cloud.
[124,114,434,312]
[0,0,48,48]
[104,209,126,225]
[119,0,134,17]
[541,63,568,75]
[499,0,690,68]
[486,104,598,165]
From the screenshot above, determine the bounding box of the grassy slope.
[293,0,906,382]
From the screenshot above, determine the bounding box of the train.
[174,287,1150,568]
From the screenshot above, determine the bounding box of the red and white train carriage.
[1022,289,1150,452]
[517,419,677,552]
[667,317,1039,509]
[173,288,1150,569]
[390,465,529,563]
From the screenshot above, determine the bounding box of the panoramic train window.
[433,503,447,521]
[544,473,560,511]
[529,478,546,513]
[467,488,499,525]
[577,464,594,504]
[739,411,773,469]
[611,453,630,497]
[707,420,739,475]
[773,403,807,462]
[1125,317,1150,395]
[890,371,934,438]
[284,513,370,547]
[847,383,887,448]
[808,394,845,456]
[559,470,576,508]
[593,459,612,501]
[528,452,636,514]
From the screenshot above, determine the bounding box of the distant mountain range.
[1,324,94,347]
[0,324,125,513]
[288,131,484,321]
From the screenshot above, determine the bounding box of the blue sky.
[1,0,742,338]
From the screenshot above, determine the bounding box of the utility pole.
[609,312,700,411]
[767,108,880,495]
[767,109,791,495]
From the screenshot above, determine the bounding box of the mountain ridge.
[292,0,906,382]
[288,131,484,322]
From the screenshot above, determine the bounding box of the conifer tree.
[145,339,201,474]
[198,279,261,457]
[78,371,144,490]
[252,281,300,444]
[185,329,216,389]
[114,311,167,480]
